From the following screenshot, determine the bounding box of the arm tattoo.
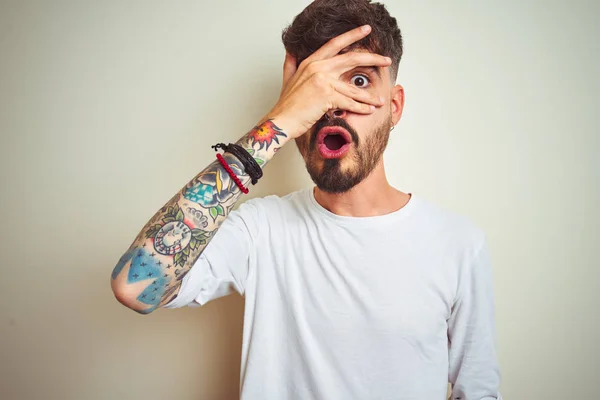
[246,120,287,151]
[111,120,287,314]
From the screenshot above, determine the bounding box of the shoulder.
[238,188,309,216]
[411,195,487,255]
[230,188,310,228]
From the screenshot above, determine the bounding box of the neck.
[313,159,411,218]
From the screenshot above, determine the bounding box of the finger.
[282,52,297,90]
[309,25,372,61]
[332,92,376,115]
[328,51,391,74]
[333,81,384,106]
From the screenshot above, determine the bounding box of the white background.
[0,1,598,399]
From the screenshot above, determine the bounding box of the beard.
[295,115,392,194]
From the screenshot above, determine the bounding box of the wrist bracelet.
[215,153,249,194]
[212,143,263,185]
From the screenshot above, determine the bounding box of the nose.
[326,109,346,119]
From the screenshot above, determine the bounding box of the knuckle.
[329,36,342,48]
[350,85,362,95]
[347,88,359,98]
[325,95,335,110]
[350,51,365,60]
[342,52,356,63]
[355,102,368,112]
[312,71,327,87]
[304,62,317,75]
[352,86,365,98]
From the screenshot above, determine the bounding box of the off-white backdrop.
[0,1,598,399]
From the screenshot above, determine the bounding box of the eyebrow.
[363,66,382,80]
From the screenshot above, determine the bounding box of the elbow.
[111,255,158,315]
[110,278,157,315]
[111,280,134,309]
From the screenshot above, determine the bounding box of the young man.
[111,1,502,398]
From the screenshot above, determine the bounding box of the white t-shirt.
[166,188,502,399]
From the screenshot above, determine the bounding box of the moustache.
[310,116,360,150]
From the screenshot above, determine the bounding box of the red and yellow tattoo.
[248,120,287,150]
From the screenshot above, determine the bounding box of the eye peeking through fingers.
[350,74,370,88]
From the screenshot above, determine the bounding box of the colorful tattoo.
[153,221,191,255]
[245,148,266,167]
[145,203,210,267]
[112,120,288,314]
[247,120,287,151]
[112,248,136,280]
[187,207,209,228]
[127,247,170,312]
[183,154,248,221]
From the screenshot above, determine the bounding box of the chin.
[307,158,364,194]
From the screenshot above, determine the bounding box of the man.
[111,0,502,398]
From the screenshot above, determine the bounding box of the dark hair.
[282,0,403,81]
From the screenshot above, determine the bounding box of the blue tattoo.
[184,183,215,207]
[127,248,171,308]
[112,248,136,280]
[183,155,245,209]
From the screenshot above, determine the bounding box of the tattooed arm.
[110,121,288,314]
[111,26,389,314]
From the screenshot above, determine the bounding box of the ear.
[390,84,405,127]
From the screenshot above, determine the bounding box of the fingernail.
[370,105,376,111]
[362,25,371,33]
[379,96,385,103]
[385,57,392,62]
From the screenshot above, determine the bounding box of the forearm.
[111,120,288,314]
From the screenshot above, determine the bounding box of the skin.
[311,61,409,217]
[273,48,409,218]
[111,25,407,314]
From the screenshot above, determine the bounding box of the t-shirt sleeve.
[163,199,260,308]
[447,238,502,399]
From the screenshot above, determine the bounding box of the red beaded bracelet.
[216,153,249,194]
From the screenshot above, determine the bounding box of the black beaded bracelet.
[212,143,263,185]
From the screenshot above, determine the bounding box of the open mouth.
[317,127,352,159]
